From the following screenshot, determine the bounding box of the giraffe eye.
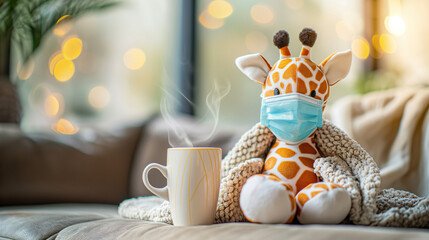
[274,88,280,95]
[310,90,316,97]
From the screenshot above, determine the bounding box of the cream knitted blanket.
[119,120,429,228]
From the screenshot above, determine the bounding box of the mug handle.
[142,163,169,201]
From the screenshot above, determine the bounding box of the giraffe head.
[235,28,352,144]
[235,28,352,107]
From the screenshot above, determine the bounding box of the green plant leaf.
[1,0,118,64]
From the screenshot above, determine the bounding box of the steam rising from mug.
[161,80,230,147]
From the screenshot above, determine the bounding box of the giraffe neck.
[262,133,320,194]
[274,134,318,156]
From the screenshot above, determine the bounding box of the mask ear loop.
[322,100,328,111]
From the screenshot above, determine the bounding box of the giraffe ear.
[235,53,271,85]
[319,50,352,86]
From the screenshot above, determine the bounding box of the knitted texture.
[118,196,172,224]
[216,158,264,223]
[220,123,274,178]
[313,121,381,225]
[372,188,429,227]
[119,120,429,228]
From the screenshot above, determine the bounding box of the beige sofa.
[1,115,428,239]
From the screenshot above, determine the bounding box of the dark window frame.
[177,0,197,115]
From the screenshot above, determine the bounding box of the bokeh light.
[53,15,72,36]
[372,35,382,53]
[352,37,370,59]
[335,21,354,41]
[17,58,35,80]
[123,48,146,70]
[54,59,75,82]
[208,0,233,19]
[371,34,383,59]
[62,37,83,60]
[379,33,397,54]
[199,10,224,29]
[250,5,274,24]
[385,16,405,36]
[56,15,71,24]
[245,31,268,53]
[53,118,79,135]
[88,86,110,109]
[285,0,304,10]
[49,52,64,75]
[44,94,63,117]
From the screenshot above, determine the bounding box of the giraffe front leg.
[295,182,351,224]
[240,174,296,224]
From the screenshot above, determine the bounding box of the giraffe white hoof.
[240,174,296,224]
[296,182,351,224]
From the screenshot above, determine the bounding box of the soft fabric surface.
[119,120,429,227]
[0,123,143,205]
[0,204,119,240]
[60,220,429,240]
[2,204,429,240]
[330,87,429,196]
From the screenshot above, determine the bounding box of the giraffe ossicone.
[237,28,352,224]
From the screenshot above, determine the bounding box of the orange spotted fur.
[296,183,342,216]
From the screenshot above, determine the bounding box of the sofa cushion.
[0,204,118,240]
[0,122,144,205]
[1,204,428,240]
[81,221,429,240]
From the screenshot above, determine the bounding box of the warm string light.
[352,37,370,59]
[44,93,64,117]
[371,34,383,59]
[88,86,110,109]
[208,0,233,19]
[199,10,224,29]
[52,118,79,135]
[48,34,83,82]
[250,4,274,24]
[385,0,405,36]
[199,0,233,29]
[379,34,397,53]
[53,15,72,36]
[54,59,75,82]
[350,34,397,59]
[123,48,146,70]
[385,16,405,36]
[46,16,84,135]
[49,52,63,75]
[332,0,403,59]
[62,37,83,60]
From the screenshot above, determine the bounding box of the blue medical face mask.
[260,93,323,144]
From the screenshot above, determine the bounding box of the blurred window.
[16,0,422,133]
[16,0,179,133]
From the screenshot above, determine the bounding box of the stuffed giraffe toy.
[236,28,352,224]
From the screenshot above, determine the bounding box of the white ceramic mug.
[143,147,222,226]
